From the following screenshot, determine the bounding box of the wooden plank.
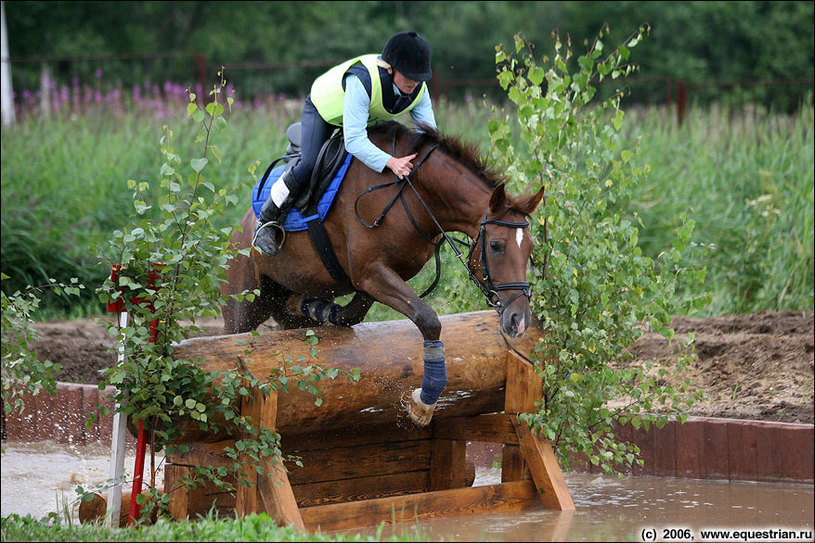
[164,464,191,520]
[504,351,543,414]
[167,440,235,468]
[235,386,305,531]
[287,440,431,485]
[282,423,431,452]
[300,480,542,533]
[501,444,531,482]
[429,439,467,490]
[502,351,544,481]
[292,471,430,507]
[257,458,303,530]
[433,414,518,444]
[512,416,575,510]
[167,437,432,486]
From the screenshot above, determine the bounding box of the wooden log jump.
[164,310,574,532]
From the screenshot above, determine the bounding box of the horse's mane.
[368,121,507,190]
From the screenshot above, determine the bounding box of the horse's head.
[468,184,545,338]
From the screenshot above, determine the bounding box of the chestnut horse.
[222,121,544,425]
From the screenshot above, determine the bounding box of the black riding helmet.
[381,31,432,82]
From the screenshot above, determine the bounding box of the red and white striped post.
[105,264,161,527]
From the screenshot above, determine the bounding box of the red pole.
[127,265,161,526]
[677,80,687,126]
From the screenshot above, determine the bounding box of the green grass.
[0,512,429,542]
[1,99,812,319]
[620,102,814,314]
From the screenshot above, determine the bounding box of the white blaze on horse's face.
[516,227,524,250]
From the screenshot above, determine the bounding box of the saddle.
[257,122,348,216]
[253,123,351,282]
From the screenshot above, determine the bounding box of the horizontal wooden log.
[171,311,541,439]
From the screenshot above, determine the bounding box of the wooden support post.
[429,438,467,491]
[502,351,543,482]
[165,464,191,520]
[236,386,305,531]
[512,417,575,510]
[504,351,574,510]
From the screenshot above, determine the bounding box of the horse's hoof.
[407,388,436,427]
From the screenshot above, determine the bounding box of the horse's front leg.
[358,266,447,427]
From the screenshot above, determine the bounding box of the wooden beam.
[512,416,575,511]
[429,438,467,490]
[505,350,543,414]
[292,471,430,507]
[300,480,541,533]
[433,413,518,444]
[502,350,544,482]
[171,311,540,439]
[236,386,305,531]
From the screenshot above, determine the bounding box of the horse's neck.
[418,151,491,239]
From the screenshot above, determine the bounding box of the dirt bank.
[28,310,814,424]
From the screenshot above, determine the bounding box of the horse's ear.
[518,185,545,215]
[489,184,508,212]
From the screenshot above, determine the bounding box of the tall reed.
[622,103,814,314]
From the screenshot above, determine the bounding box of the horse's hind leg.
[286,292,375,327]
[222,269,279,334]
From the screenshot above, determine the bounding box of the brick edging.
[1,381,132,447]
[3,382,813,484]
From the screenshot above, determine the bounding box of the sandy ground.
[28,310,814,424]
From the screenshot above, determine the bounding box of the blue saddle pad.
[252,154,353,232]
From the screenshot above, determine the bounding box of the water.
[2,441,813,542]
[357,468,813,542]
[0,441,165,522]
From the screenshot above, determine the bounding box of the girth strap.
[305,215,350,282]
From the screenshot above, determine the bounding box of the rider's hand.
[386,153,417,179]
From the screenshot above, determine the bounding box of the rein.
[354,136,531,313]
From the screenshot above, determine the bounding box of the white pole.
[1,0,17,126]
[106,311,128,528]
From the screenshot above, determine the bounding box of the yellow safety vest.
[310,54,426,127]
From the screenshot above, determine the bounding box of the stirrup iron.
[252,220,287,256]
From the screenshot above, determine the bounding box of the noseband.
[356,139,532,315]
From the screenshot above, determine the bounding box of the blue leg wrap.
[420,340,447,405]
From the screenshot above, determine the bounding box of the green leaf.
[191,158,208,173]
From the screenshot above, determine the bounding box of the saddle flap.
[294,130,347,213]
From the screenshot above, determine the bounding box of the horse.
[221,120,544,426]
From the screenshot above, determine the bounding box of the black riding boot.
[252,170,297,256]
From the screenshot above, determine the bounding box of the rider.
[252,30,438,256]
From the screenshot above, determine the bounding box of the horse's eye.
[489,240,504,254]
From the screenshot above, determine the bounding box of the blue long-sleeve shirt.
[342,74,437,173]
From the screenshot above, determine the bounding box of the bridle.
[467,212,532,313]
[354,139,532,315]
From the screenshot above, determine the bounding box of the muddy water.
[2,441,813,542]
[1,441,166,521]
[355,468,815,542]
